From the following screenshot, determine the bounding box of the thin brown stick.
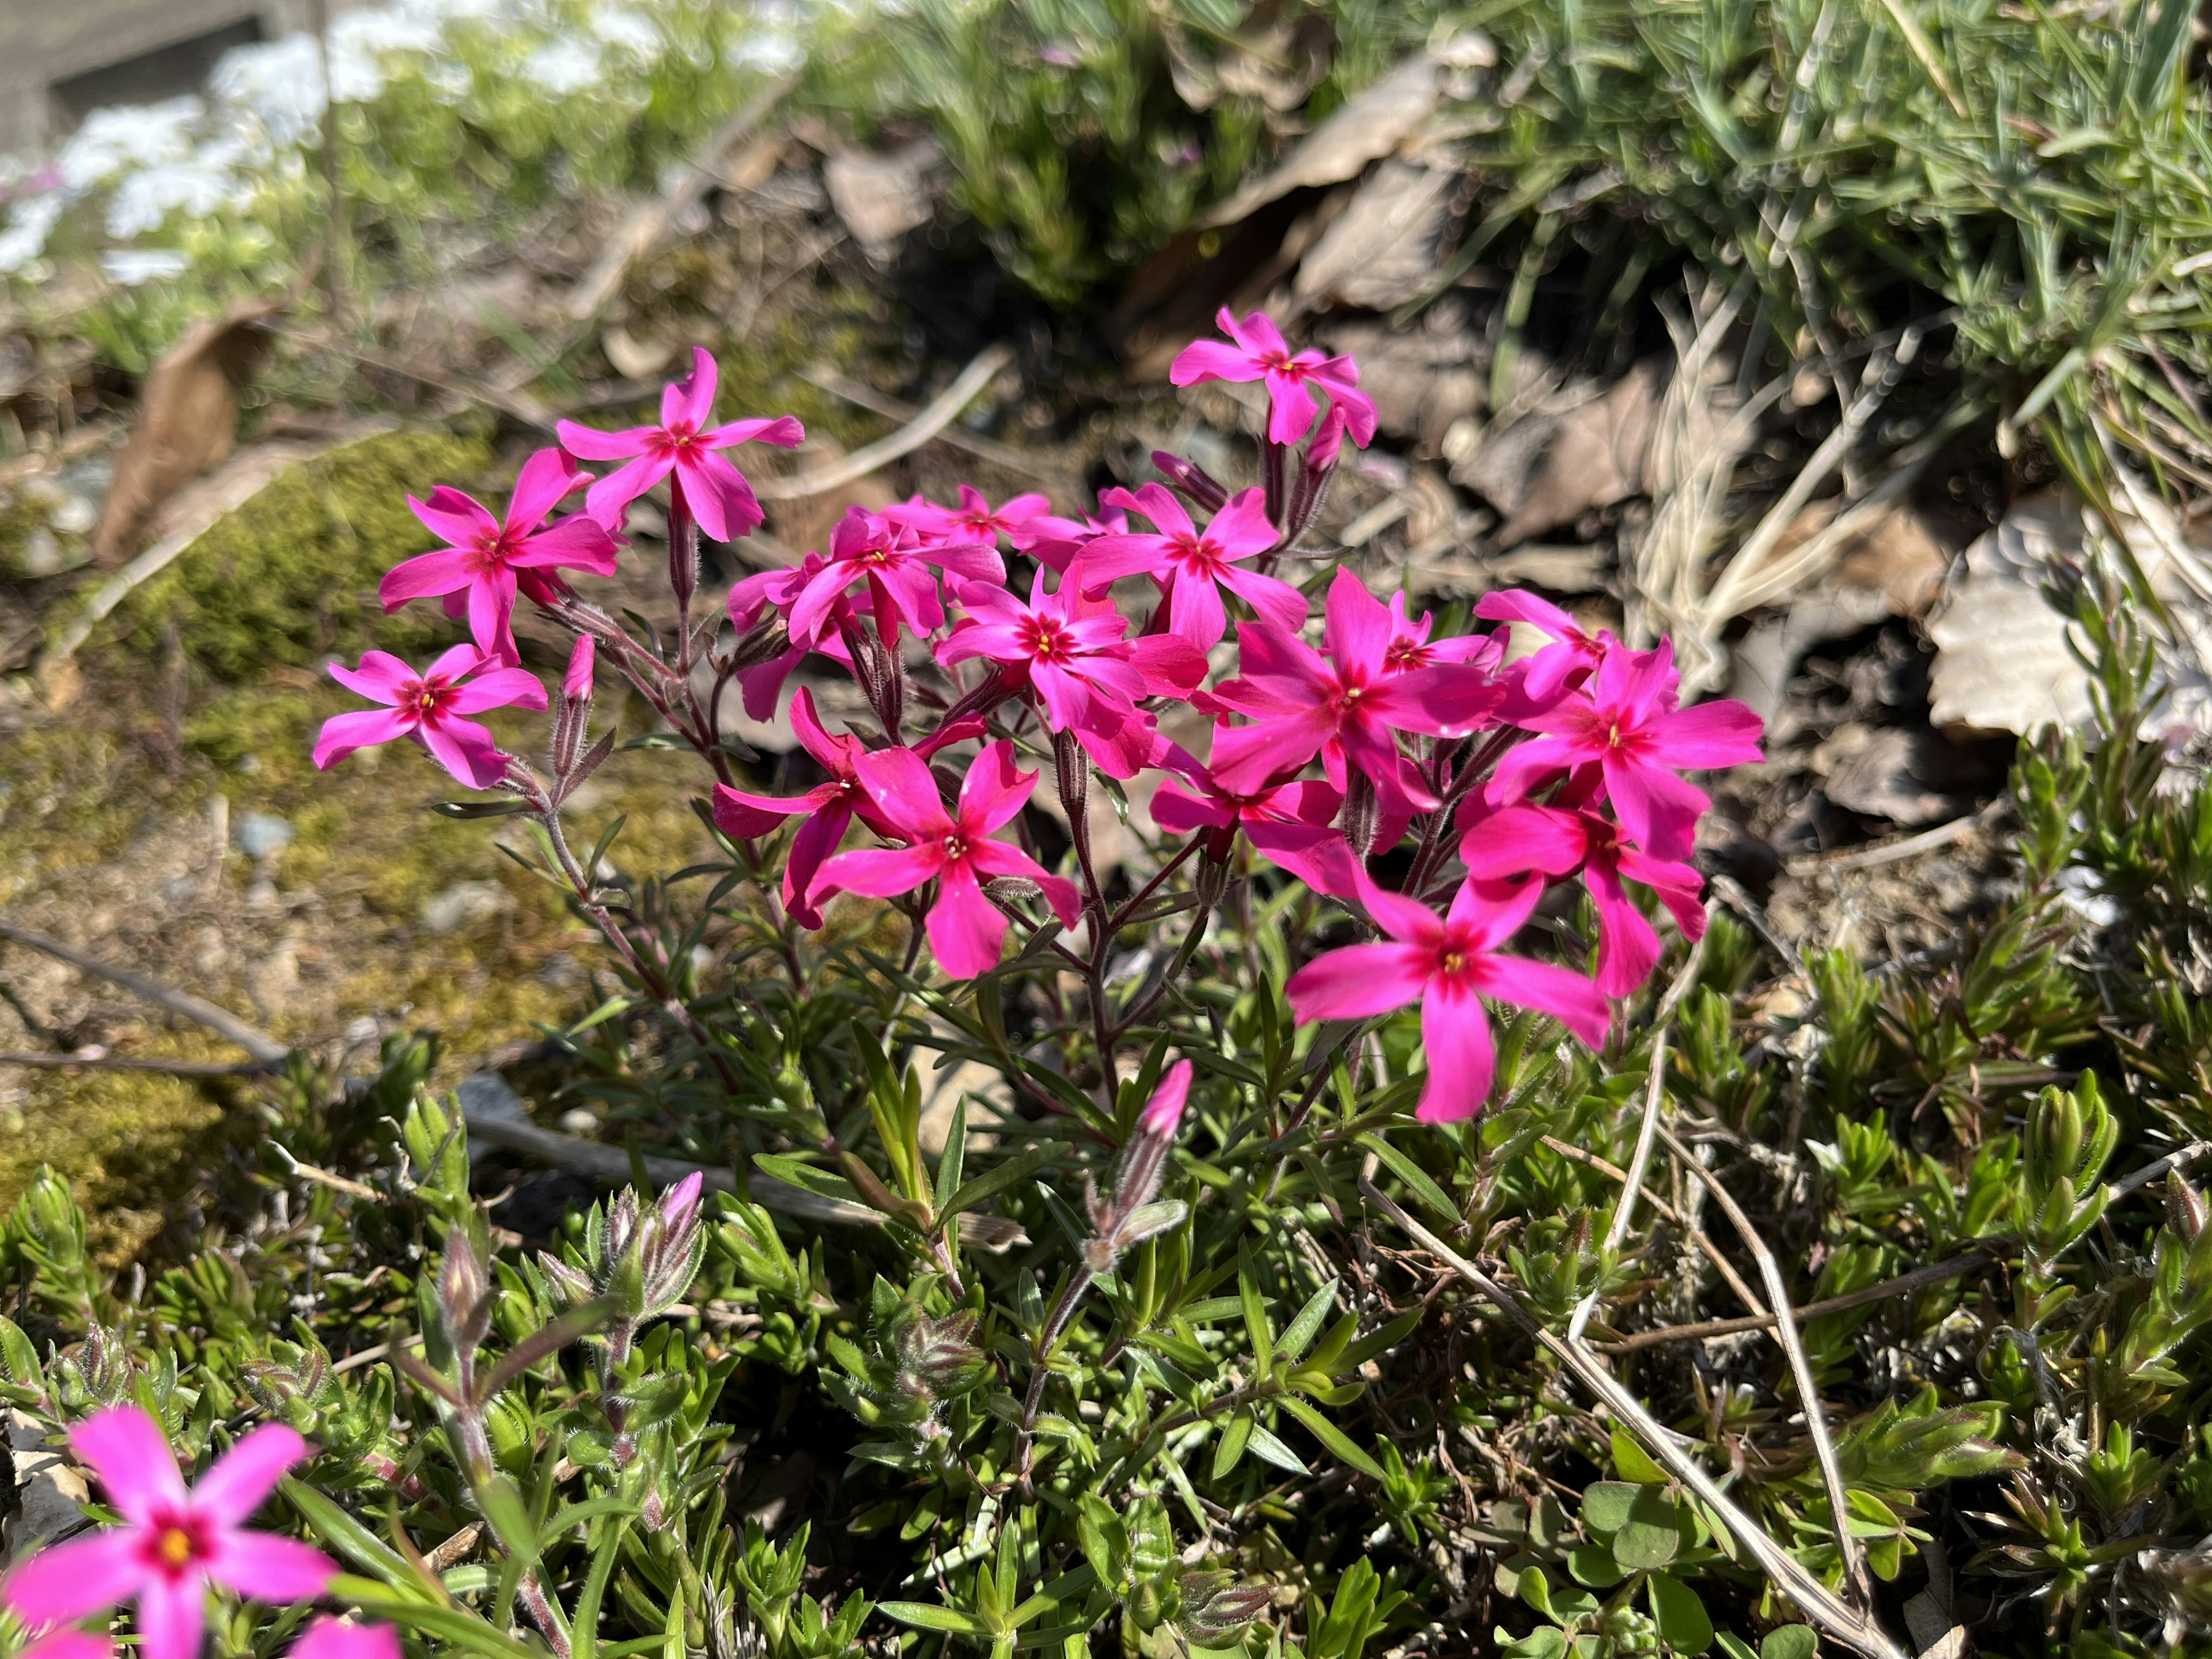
[1540,1136,1770,1321]
[0,917,290,1063]
[1357,1176,1908,1659]
[0,1050,273,1076]
[1657,1125,1872,1613]
[755,344,1015,501]
[798,365,1070,492]
[1596,1241,2003,1352]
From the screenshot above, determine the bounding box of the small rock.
[422,880,510,934]
[236,812,294,861]
[558,1108,599,1135]
[6,1409,89,1562]
[457,1070,531,1164]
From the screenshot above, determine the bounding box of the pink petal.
[512,513,619,573]
[71,1407,187,1524]
[1619,848,1708,937]
[1286,942,1432,1022]
[327,650,415,704]
[1169,339,1264,387]
[202,1531,336,1603]
[674,453,757,544]
[292,1619,403,1659]
[1149,781,1235,833]
[1202,490,1278,560]
[665,346,718,430]
[1230,619,1333,695]
[419,715,509,791]
[1165,570,1229,650]
[957,741,1039,834]
[313,708,414,771]
[1465,953,1611,1049]
[506,446,585,530]
[442,666,546,715]
[1458,804,1588,880]
[785,563,863,649]
[926,863,1009,978]
[818,844,946,900]
[1220,308,1289,359]
[1074,533,1173,585]
[1486,734,1585,806]
[378,548,471,609]
[1139,1060,1192,1136]
[1348,864,1445,946]
[713,784,806,838]
[702,415,804,449]
[1585,860,1662,999]
[1652,699,1766,770]
[464,570,520,665]
[408,487,497,549]
[1209,709,1337,796]
[1414,986,1497,1123]
[191,1423,309,1528]
[21,1629,116,1659]
[1601,753,1710,863]
[1445,869,1547,951]
[931,540,1008,586]
[3,1529,150,1625]
[1128,633,1207,698]
[967,839,1081,927]
[1309,362,1379,448]
[1476,588,1583,641]
[1245,823,1359,896]
[555,419,652,461]
[1263,369,1319,445]
[1215,567,1310,636]
[133,1572,205,1659]
[583,450,676,528]
[426,642,489,683]
[1321,568,1391,678]
[854,746,954,838]
[782,804,856,927]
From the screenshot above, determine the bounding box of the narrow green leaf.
[1278,1394,1386,1480]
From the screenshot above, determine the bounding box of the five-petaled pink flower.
[381,448,618,665]
[1384,592,1503,678]
[1150,763,1363,895]
[786,509,1004,650]
[1487,639,1764,862]
[1170,309,1379,448]
[816,741,1080,979]
[726,550,855,719]
[1459,802,1707,997]
[939,565,1205,777]
[712,689,978,927]
[556,348,804,541]
[893,486,1089,552]
[1,1406,336,1659]
[1476,590,1609,710]
[1205,569,1499,815]
[315,643,546,789]
[1080,484,1307,650]
[1286,869,1610,1123]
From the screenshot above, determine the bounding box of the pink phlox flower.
[1152,768,1368,895]
[815,741,1080,978]
[1206,568,1500,816]
[1459,802,1707,998]
[726,551,857,721]
[556,347,804,541]
[1138,1058,1193,1138]
[1487,639,1764,862]
[785,509,1004,650]
[711,689,977,927]
[1169,308,1379,448]
[938,564,1206,778]
[291,1619,402,1659]
[380,446,616,665]
[315,643,546,789]
[894,486,1090,552]
[1028,504,1130,575]
[1384,592,1505,678]
[1,1406,336,1659]
[1285,867,1611,1123]
[1475,589,1612,712]
[1080,484,1306,649]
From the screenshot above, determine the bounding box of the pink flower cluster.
[313,313,1762,1121]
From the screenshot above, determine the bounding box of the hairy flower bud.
[1150,450,1230,514]
[1282,406,1346,545]
[563,635,596,701]
[1081,1062,1194,1272]
[438,1233,495,1357]
[1177,1571,1271,1643]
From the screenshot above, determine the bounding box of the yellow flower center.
[156,1527,195,1567]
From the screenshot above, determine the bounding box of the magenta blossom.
[1150,765,1365,895]
[939,565,1206,777]
[19,1633,111,1659]
[1,1407,336,1659]
[726,550,856,719]
[1029,505,1128,575]
[1475,589,1609,710]
[1286,869,1610,1123]
[785,509,1004,650]
[1080,484,1306,649]
[315,643,546,789]
[1170,309,1379,448]
[1488,639,1764,862]
[1384,592,1504,677]
[381,448,618,665]
[712,688,978,927]
[1459,802,1707,997]
[292,1620,401,1659]
[1205,569,1499,815]
[893,486,1089,552]
[556,348,804,541]
[816,741,1080,978]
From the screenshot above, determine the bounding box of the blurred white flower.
[521,37,605,94]
[58,98,203,191]
[589,5,663,55]
[213,35,329,147]
[0,194,63,274]
[101,247,191,285]
[107,153,244,237]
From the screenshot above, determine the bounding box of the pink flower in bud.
[563,634,596,700]
[659,1169,704,1229]
[1139,1059,1192,1138]
[291,1621,401,1659]
[556,349,804,541]
[1170,309,1378,448]
[1,1407,336,1659]
[314,645,546,789]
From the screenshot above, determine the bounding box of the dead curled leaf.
[1293,160,1456,312]
[1455,358,1665,547]
[822,142,940,262]
[1199,54,1441,230]
[90,303,274,568]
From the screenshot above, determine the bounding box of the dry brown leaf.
[90,303,272,567]
[1293,160,1455,312]
[1317,316,1481,448]
[1200,54,1440,229]
[823,143,939,261]
[1472,359,1664,547]
[1812,725,1960,826]
[1773,498,1952,617]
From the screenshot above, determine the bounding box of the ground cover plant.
[3,302,2212,1659]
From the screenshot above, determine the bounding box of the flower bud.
[1283,406,1346,545]
[438,1234,494,1356]
[1151,450,1230,514]
[1139,1059,1191,1139]
[1177,1571,1271,1644]
[563,635,596,701]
